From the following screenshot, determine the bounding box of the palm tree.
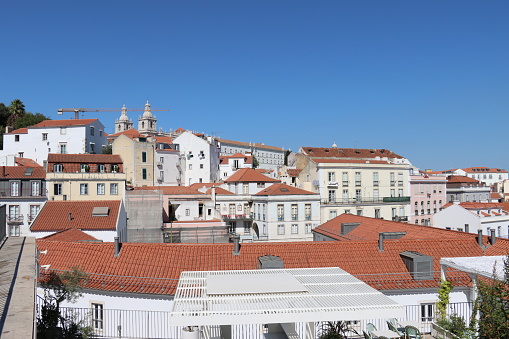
[7,99,25,126]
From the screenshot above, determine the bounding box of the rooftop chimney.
[379,232,384,252]
[477,229,483,247]
[114,237,122,257]
[490,229,496,245]
[232,234,240,256]
[68,213,72,221]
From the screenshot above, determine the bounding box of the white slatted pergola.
[170,267,404,338]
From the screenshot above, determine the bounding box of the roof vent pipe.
[114,237,122,257]
[232,234,240,256]
[490,229,496,245]
[477,229,483,247]
[378,232,384,252]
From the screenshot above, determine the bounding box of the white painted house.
[173,131,221,185]
[2,119,108,166]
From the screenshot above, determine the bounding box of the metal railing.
[322,196,410,205]
[36,301,474,338]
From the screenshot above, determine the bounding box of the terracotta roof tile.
[217,138,284,151]
[255,183,317,196]
[107,128,145,139]
[37,237,509,295]
[41,228,100,242]
[224,168,279,183]
[15,157,42,167]
[302,147,405,159]
[287,169,302,177]
[463,167,507,173]
[31,119,98,128]
[154,136,173,144]
[0,166,46,179]
[311,158,390,164]
[206,187,234,195]
[447,175,479,183]
[31,200,120,232]
[47,154,123,164]
[8,127,28,134]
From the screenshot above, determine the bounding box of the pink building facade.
[410,172,447,226]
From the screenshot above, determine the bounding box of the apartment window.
[60,127,66,135]
[97,183,105,195]
[9,225,20,237]
[257,183,265,188]
[433,200,437,213]
[53,164,63,172]
[91,303,104,330]
[375,209,380,218]
[465,224,469,233]
[59,143,67,154]
[373,189,379,202]
[398,189,403,197]
[9,205,20,219]
[342,189,348,203]
[200,164,204,169]
[390,189,395,197]
[328,172,335,182]
[427,201,430,214]
[99,130,103,137]
[110,183,118,195]
[355,189,361,201]
[18,152,23,158]
[80,184,88,195]
[415,202,418,216]
[243,184,249,194]
[420,303,434,322]
[398,173,403,186]
[30,205,40,221]
[392,208,396,218]
[329,210,337,220]
[278,224,285,235]
[185,209,190,216]
[305,204,311,220]
[53,183,62,195]
[142,168,147,180]
[328,190,336,203]
[198,178,202,183]
[80,164,88,172]
[97,164,106,173]
[390,172,395,186]
[142,152,147,163]
[355,172,361,186]
[421,201,424,215]
[357,209,363,216]
[400,207,405,217]
[10,181,20,197]
[373,172,379,186]
[14,135,19,142]
[234,160,239,169]
[189,164,192,170]
[31,181,40,196]
[291,224,298,234]
[342,172,348,186]
[305,223,312,233]
[291,204,298,220]
[159,171,164,181]
[42,133,48,141]
[277,204,284,221]
[90,143,95,153]
[90,126,95,136]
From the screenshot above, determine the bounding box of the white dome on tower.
[142,100,152,118]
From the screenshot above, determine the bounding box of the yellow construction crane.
[57,106,169,119]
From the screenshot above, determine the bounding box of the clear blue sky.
[1,1,508,171]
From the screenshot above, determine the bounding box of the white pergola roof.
[441,255,507,280]
[169,267,404,326]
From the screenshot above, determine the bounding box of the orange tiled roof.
[15,158,43,167]
[287,169,302,177]
[216,138,284,151]
[154,136,173,144]
[175,127,185,134]
[220,154,253,164]
[463,167,507,173]
[314,214,480,242]
[255,183,317,196]
[37,237,509,295]
[188,183,220,190]
[31,119,98,128]
[447,175,479,183]
[134,185,204,195]
[47,154,123,164]
[206,187,234,195]
[8,127,28,134]
[302,147,405,159]
[311,158,390,164]
[41,228,100,242]
[31,200,120,232]
[107,128,145,139]
[224,168,279,183]
[0,166,46,179]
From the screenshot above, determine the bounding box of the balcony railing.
[222,214,253,221]
[322,196,410,205]
[305,215,311,220]
[7,215,23,224]
[277,216,284,221]
[291,214,298,220]
[327,181,338,187]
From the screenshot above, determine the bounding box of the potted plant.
[182,326,199,339]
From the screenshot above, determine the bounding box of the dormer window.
[110,164,119,173]
[97,164,106,173]
[80,164,89,173]
[53,164,63,172]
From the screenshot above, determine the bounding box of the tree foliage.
[474,256,509,339]
[252,154,259,168]
[37,267,92,339]
[319,321,358,339]
[14,112,48,129]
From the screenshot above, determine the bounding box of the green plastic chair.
[387,320,404,338]
[405,325,423,339]
[366,323,377,333]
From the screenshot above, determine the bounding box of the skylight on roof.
[92,207,110,217]
[280,188,289,192]
[24,168,33,176]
